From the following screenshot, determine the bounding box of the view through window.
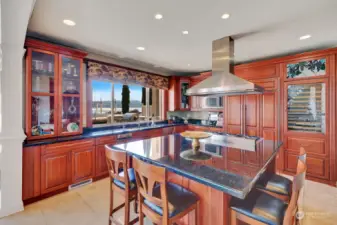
[92,80,163,126]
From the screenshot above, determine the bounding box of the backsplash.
[167,111,222,127]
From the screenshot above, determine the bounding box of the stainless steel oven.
[201,96,223,108]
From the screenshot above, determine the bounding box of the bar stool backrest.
[283,160,307,225]
[133,157,170,221]
[105,148,129,189]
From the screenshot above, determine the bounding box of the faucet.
[151,117,155,127]
[138,121,141,129]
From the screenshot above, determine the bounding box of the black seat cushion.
[231,190,288,225]
[113,168,136,190]
[144,182,199,217]
[256,173,292,196]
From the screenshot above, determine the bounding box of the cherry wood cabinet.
[41,151,71,194]
[95,145,110,177]
[22,146,41,200]
[187,124,222,133]
[72,147,95,183]
[24,39,87,140]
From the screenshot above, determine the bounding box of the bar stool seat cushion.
[256,173,292,196]
[144,182,199,218]
[113,168,136,190]
[231,190,287,225]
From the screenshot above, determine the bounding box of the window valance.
[87,61,169,90]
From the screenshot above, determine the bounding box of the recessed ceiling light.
[63,19,76,26]
[299,34,311,40]
[137,47,145,51]
[154,14,163,20]
[221,13,230,19]
[187,64,191,67]
[182,31,189,35]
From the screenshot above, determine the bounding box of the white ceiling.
[28,0,337,75]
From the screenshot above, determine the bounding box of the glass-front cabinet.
[27,49,57,138]
[59,56,82,135]
[286,80,327,134]
[25,39,86,140]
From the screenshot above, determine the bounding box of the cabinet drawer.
[96,135,117,145]
[285,151,329,179]
[162,127,174,136]
[41,139,95,155]
[174,126,187,133]
[228,161,259,177]
[287,137,325,155]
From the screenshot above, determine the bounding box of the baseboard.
[0,201,24,218]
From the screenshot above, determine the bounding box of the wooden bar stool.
[105,147,139,225]
[132,156,200,225]
[255,147,307,203]
[230,159,307,225]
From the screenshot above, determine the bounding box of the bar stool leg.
[139,194,144,225]
[134,193,138,214]
[109,182,114,225]
[195,201,199,225]
[124,193,130,225]
[230,210,237,225]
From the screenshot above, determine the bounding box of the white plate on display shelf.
[67,122,79,132]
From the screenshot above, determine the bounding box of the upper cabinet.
[286,58,327,79]
[59,55,82,135]
[25,39,87,140]
[179,79,190,110]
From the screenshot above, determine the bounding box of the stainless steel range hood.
[186,37,263,96]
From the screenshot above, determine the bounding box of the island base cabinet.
[72,147,95,183]
[95,145,109,177]
[41,152,72,195]
[167,172,231,225]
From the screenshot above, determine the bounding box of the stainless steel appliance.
[186,37,264,96]
[201,96,223,108]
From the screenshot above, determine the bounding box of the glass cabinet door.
[31,51,55,93]
[60,55,82,134]
[180,81,190,109]
[61,56,81,94]
[29,50,57,138]
[287,82,326,133]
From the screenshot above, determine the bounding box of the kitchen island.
[107,133,282,225]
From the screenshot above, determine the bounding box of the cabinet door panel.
[41,152,71,194]
[95,145,109,177]
[72,147,95,183]
[287,137,326,155]
[23,146,41,200]
[245,95,258,127]
[285,151,329,179]
[262,93,276,129]
[227,96,242,126]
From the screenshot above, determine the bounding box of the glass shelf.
[31,96,55,136]
[61,96,80,133]
[61,56,81,94]
[31,51,55,93]
[287,83,326,133]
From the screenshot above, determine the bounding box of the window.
[92,80,164,126]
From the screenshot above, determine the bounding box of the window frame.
[88,79,164,127]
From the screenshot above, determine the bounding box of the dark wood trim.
[25,38,87,58]
[235,46,337,69]
[58,54,84,137]
[84,58,168,79]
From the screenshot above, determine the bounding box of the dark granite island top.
[107,133,282,199]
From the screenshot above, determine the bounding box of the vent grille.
[68,179,92,191]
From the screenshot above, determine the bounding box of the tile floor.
[0,177,336,225]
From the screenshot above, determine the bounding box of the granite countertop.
[23,122,184,147]
[23,120,222,147]
[107,134,282,199]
